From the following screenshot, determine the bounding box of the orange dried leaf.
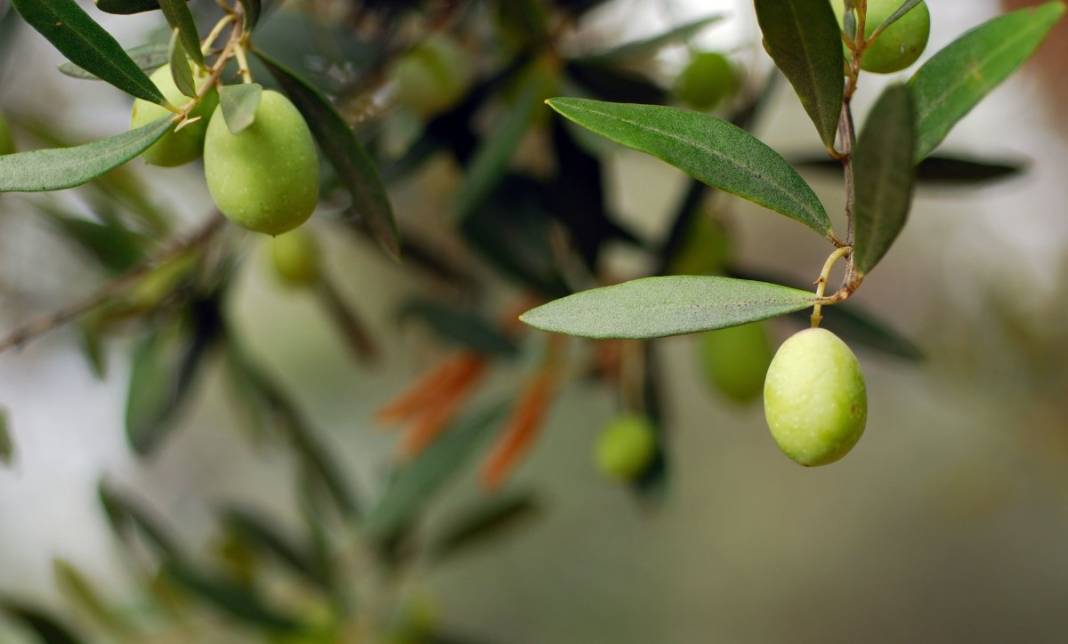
[479,373,555,491]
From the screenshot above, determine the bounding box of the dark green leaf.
[221,506,328,588]
[13,0,165,102]
[793,153,1026,186]
[399,299,518,358]
[754,0,844,149]
[219,83,263,134]
[910,2,1066,161]
[97,481,182,558]
[237,0,261,29]
[163,560,304,633]
[168,29,196,98]
[0,600,85,644]
[546,98,832,236]
[58,43,169,80]
[853,84,916,275]
[94,0,168,15]
[256,50,400,260]
[0,408,12,467]
[365,401,509,544]
[430,492,539,562]
[564,60,667,104]
[157,0,204,68]
[578,14,725,64]
[520,276,816,339]
[0,118,173,193]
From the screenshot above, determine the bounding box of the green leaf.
[157,0,204,69]
[0,408,12,467]
[162,560,304,633]
[910,1,1066,161]
[221,506,327,588]
[365,401,509,544]
[546,98,832,236]
[0,118,173,193]
[256,50,400,261]
[94,0,167,15]
[873,0,924,34]
[12,0,165,103]
[58,43,170,80]
[519,276,816,339]
[168,30,196,98]
[578,14,725,64]
[53,560,132,636]
[97,481,182,558]
[793,153,1026,187]
[399,299,518,358]
[219,83,263,134]
[237,0,261,29]
[754,0,844,149]
[429,492,539,562]
[31,202,145,273]
[853,84,916,276]
[0,600,85,644]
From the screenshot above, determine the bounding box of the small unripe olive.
[764,328,867,466]
[204,90,319,235]
[672,52,739,111]
[390,36,473,118]
[130,64,218,167]
[595,415,657,481]
[270,228,321,287]
[668,213,732,276]
[831,0,931,74]
[699,322,773,404]
[0,113,15,155]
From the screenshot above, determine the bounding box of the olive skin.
[0,113,14,155]
[764,328,867,466]
[831,0,931,74]
[595,415,657,480]
[390,36,473,117]
[270,228,320,287]
[130,64,218,167]
[204,90,320,235]
[700,322,773,404]
[673,52,739,111]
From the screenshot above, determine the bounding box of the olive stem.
[201,14,236,55]
[234,43,253,84]
[811,245,852,328]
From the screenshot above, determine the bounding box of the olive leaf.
[910,1,1066,161]
[237,0,261,29]
[219,83,263,134]
[0,600,86,644]
[546,98,832,237]
[873,0,924,34]
[793,153,1026,187]
[220,506,328,588]
[754,0,843,149]
[58,43,169,80]
[158,0,204,69]
[53,560,132,636]
[577,13,725,64]
[429,492,540,562]
[0,117,173,193]
[168,29,197,99]
[852,84,916,276]
[0,407,12,467]
[13,0,165,103]
[94,0,175,15]
[520,276,816,339]
[398,298,518,357]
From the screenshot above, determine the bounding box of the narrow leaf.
[53,560,132,636]
[219,83,263,134]
[853,84,916,275]
[31,203,145,272]
[0,408,12,466]
[158,0,204,68]
[13,0,165,103]
[94,0,166,15]
[520,276,816,339]
[754,0,843,149]
[168,29,196,99]
[399,299,518,358]
[97,481,183,558]
[237,0,260,29]
[58,43,169,80]
[874,0,924,34]
[0,118,173,193]
[0,600,85,644]
[793,153,1026,186]
[163,560,304,632]
[579,14,725,64]
[910,2,1066,161]
[256,50,400,260]
[221,506,326,587]
[430,492,539,562]
[546,98,832,236]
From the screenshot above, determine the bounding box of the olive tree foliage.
[0,0,1062,640]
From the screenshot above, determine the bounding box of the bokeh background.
[2,0,1068,642]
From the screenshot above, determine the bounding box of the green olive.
[270,228,321,287]
[699,322,773,404]
[595,414,657,480]
[130,64,218,167]
[204,90,319,235]
[390,36,473,117]
[667,212,732,276]
[764,328,867,466]
[0,113,15,155]
[672,52,739,111]
[831,0,930,74]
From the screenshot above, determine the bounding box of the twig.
[0,214,226,355]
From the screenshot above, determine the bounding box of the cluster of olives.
[130,65,319,236]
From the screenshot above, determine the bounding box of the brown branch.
[0,213,227,355]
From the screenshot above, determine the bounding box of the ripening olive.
[130,64,218,167]
[0,113,15,155]
[764,328,867,466]
[270,228,321,287]
[203,90,320,235]
[390,35,473,117]
[700,322,774,404]
[595,414,657,480]
[672,52,739,111]
[831,0,931,74]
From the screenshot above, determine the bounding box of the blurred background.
[2,0,1068,642]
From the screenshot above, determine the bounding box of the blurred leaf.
[494,0,549,49]
[874,0,924,33]
[0,118,172,192]
[94,0,169,14]
[0,600,85,644]
[316,275,378,362]
[79,321,108,378]
[163,559,304,633]
[910,2,1066,161]
[578,14,725,64]
[564,61,667,104]
[365,401,509,544]
[399,299,518,358]
[97,481,182,558]
[219,83,262,134]
[58,42,169,80]
[454,60,555,223]
[167,29,196,98]
[754,0,843,148]
[221,506,328,588]
[12,0,165,102]
[520,276,815,339]
[237,0,260,29]
[158,0,203,69]
[32,203,145,272]
[853,84,916,276]
[53,560,132,636]
[546,98,832,236]
[0,408,12,467]
[430,492,539,562]
[257,50,400,260]
[793,153,1026,186]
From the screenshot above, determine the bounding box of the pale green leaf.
[158,0,204,69]
[168,30,196,99]
[219,83,263,134]
[579,14,725,64]
[58,43,169,80]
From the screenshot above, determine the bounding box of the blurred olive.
[0,113,15,155]
[390,35,474,117]
[672,52,739,111]
[668,212,732,276]
[595,414,657,481]
[699,322,773,404]
[270,228,321,287]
